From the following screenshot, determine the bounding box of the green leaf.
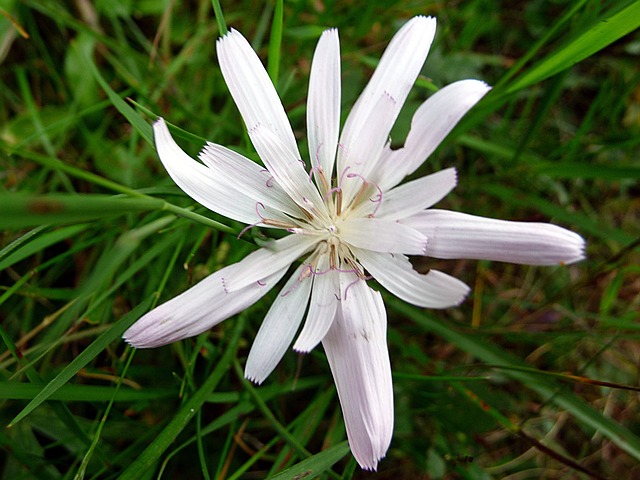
[390,299,640,462]
[266,442,350,480]
[0,383,175,402]
[117,315,247,479]
[0,194,163,229]
[0,224,90,269]
[508,2,640,93]
[8,297,154,427]
[80,42,154,145]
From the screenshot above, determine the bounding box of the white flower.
[123,16,585,470]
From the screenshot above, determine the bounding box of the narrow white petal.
[322,280,393,471]
[339,218,427,255]
[123,266,287,348]
[337,93,398,203]
[223,234,320,292]
[245,263,313,384]
[307,29,341,185]
[354,248,470,308]
[402,210,586,265]
[216,29,298,155]
[376,79,491,191]
[293,254,339,353]
[249,124,326,215]
[153,119,267,225]
[375,168,457,220]
[199,142,301,219]
[337,16,437,200]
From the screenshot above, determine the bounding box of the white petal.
[322,279,393,471]
[337,16,437,201]
[249,124,327,216]
[339,218,427,255]
[199,142,301,219]
[216,29,298,155]
[353,248,470,308]
[153,119,267,225]
[376,79,491,191]
[307,29,341,187]
[123,265,287,348]
[402,210,586,265]
[293,253,339,353]
[222,234,320,292]
[375,168,457,220]
[337,93,398,202]
[245,263,313,384]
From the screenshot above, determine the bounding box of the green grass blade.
[266,441,350,480]
[267,0,283,84]
[390,299,640,462]
[507,1,640,93]
[0,383,175,402]
[8,297,154,427]
[80,42,154,145]
[0,194,162,229]
[210,0,228,36]
[117,315,247,479]
[0,224,88,269]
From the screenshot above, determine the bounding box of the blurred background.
[1,0,639,478]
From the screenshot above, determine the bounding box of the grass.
[1,0,639,478]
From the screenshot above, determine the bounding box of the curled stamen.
[255,202,267,220]
[237,222,259,239]
[343,274,373,301]
[343,171,371,213]
[315,142,324,167]
[343,277,360,301]
[368,183,383,218]
[257,280,266,286]
[260,168,276,187]
[237,202,267,239]
[337,166,351,190]
[308,164,321,181]
[323,186,341,202]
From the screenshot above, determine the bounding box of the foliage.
[1,0,639,478]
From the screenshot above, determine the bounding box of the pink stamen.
[260,168,275,187]
[237,202,267,239]
[315,142,324,167]
[368,184,383,217]
[346,171,367,183]
[323,186,341,202]
[237,222,258,239]
[338,166,351,190]
[255,202,267,220]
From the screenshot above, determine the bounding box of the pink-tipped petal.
[153,119,279,225]
[322,279,393,471]
[216,29,298,155]
[403,209,586,265]
[337,16,437,203]
[308,29,341,186]
[123,265,287,348]
[354,248,470,308]
[376,79,491,191]
[293,253,339,353]
[245,263,313,384]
